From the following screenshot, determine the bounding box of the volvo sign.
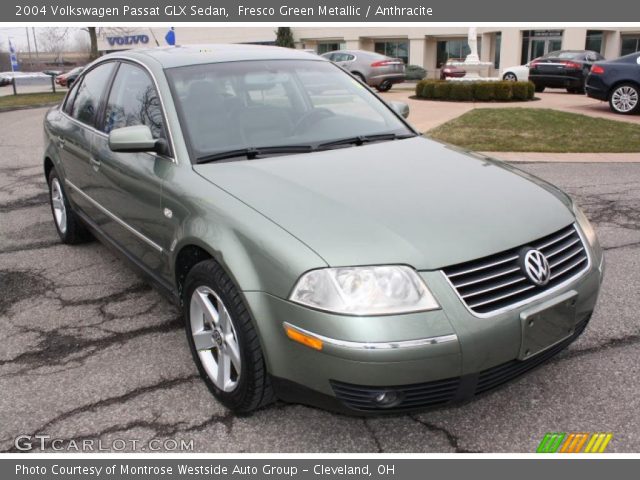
[106,35,150,47]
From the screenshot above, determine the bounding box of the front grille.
[443,224,589,315]
[330,376,460,412]
[475,314,590,395]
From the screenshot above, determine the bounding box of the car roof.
[102,44,325,69]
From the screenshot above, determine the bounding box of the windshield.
[166,59,413,162]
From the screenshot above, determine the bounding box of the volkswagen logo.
[523,249,551,286]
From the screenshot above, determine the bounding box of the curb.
[0,102,61,113]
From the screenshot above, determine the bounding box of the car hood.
[194,137,574,270]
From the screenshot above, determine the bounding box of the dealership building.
[98,27,640,77]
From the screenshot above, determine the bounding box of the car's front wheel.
[609,83,639,114]
[503,72,518,82]
[183,259,275,413]
[47,168,91,244]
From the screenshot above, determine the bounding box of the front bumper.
[245,236,604,414]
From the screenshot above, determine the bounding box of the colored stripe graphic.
[537,433,613,453]
[537,433,565,453]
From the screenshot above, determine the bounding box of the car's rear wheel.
[375,80,392,92]
[503,72,518,82]
[534,84,545,93]
[183,259,275,413]
[47,168,91,244]
[609,83,639,114]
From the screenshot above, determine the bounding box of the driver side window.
[103,63,167,143]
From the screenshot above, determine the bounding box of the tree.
[37,28,70,63]
[84,27,99,60]
[275,27,295,49]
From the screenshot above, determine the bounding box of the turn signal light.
[591,65,605,74]
[284,325,323,351]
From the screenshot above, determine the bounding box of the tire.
[534,84,545,93]
[375,80,392,92]
[566,87,584,94]
[608,83,640,115]
[503,72,518,82]
[183,259,275,413]
[47,168,91,244]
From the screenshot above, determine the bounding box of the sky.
[0,27,85,53]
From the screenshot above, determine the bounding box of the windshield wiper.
[196,145,315,164]
[317,132,416,150]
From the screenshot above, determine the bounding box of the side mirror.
[108,125,166,154]
[388,101,410,119]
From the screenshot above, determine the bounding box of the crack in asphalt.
[0,192,49,213]
[408,415,481,453]
[0,374,202,451]
[362,419,383,453]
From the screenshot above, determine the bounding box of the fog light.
[373,390,403,407]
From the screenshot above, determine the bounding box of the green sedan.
[43,45,604,414]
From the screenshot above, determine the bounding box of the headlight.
[289,265,440,315]
[573,203,598,247]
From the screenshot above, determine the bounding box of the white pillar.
[409,37,426,67]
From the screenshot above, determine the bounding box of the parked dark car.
[55,66,84,88]
[439,58,466,80]
[586,52,640,115]
[529,50,605,93]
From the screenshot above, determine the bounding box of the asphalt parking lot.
[1,107,639,453]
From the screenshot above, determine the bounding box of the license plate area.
[519,291,578,360]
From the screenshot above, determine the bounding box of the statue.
[466,27,479,63]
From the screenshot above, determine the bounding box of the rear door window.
[70,62,116,127]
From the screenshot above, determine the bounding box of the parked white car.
[501,63,530,82]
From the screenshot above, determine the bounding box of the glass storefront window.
[521,30,564,64]
[621,36,640,56]
[374,40,409,64]
[316,42,342,54]
[585,30,604,54]
[436,39,480,68]
[494,32,501,69]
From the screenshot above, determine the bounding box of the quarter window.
[63,78,82,115]
[103,63,166,142]
[70,62,115,126]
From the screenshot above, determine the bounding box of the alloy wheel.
[503,73,517,81]
[189,286,241,392]
[50,178,67,234]
[611,85,638,113]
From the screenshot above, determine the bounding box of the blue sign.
[165,27,176,46]
[106,35,149,47]
[8,38,19,71]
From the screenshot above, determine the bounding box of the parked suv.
[44,45,603,414]
[529,50,605,93]
[321,49,406,92]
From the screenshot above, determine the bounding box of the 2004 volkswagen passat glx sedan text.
[43,45,604,414]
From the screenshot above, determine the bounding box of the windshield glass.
[166,60,413,161]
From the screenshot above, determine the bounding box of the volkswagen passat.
[43,45,604,413]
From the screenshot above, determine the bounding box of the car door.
[90,61,173,279]
[56,62,117,221]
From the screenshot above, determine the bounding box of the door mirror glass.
[388,100,410,119]
[108,125,161,153]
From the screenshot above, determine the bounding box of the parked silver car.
[321,50,406,92]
